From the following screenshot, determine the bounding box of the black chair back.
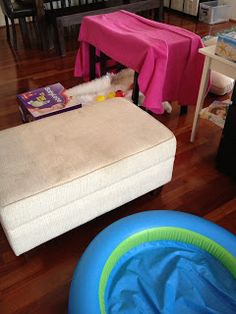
[0,0,13,16]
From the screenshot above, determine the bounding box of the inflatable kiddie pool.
[69,210,236,313]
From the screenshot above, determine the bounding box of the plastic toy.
[115,90,125,97]
[96,95,106,102]
[69,210,236,314]
[95,90,125,102]
[107,91,116,99]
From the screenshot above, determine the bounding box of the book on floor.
[17,83,82,122]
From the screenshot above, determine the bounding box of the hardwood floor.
[0,10,236,314]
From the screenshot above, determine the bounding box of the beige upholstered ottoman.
[0,98,176,255]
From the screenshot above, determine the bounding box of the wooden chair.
[55,0,164,56]
[0,0,37,49]
[44,0,107,54]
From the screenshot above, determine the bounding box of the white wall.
[0,8,5,27]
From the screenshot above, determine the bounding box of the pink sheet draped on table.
[74,10,205,114]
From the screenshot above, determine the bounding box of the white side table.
[190,45,236,142]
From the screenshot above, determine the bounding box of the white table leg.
[190,56,211,142]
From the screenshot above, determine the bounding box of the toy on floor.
[69,210,236,314]
[66,69,172,113]
[95,90,125,102]
[107,91,116,99]
[66,69,134,105]
[95,95,106,102]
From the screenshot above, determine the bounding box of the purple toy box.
[17,83,82,122]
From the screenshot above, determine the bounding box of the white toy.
[66,68,172,113]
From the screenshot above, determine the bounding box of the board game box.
[200,99,231,128]
[215,31,236,63]
[17,83,82,122]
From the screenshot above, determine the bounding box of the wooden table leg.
[100,51,108,76]
[89,45,96,80]
[180,105,188,115]
[132,71,139,105]
[190,56,211,143]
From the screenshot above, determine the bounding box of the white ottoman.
[0,98,176,255]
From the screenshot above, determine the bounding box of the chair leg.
[19,17,30,45]
[4,15,10,42]
[19,18,27,36]
[32,16,40,44]
[56,18,66,56]
[31,16,43,49]
[10,18,17,49]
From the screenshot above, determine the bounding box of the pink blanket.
[74,11,204,114]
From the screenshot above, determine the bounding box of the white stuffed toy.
[66,68,172,113]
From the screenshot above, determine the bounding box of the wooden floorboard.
[0,10,236,313]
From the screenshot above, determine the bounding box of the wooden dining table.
[33,0,164,52]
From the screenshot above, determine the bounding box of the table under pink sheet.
[74,10,205,114]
